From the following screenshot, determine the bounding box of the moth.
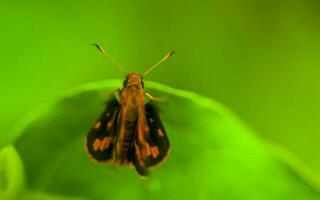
[85,44,173,176]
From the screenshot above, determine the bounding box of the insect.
[85,44,174,176]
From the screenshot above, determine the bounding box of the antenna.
[143,51,174,76]
[93,44,128,75]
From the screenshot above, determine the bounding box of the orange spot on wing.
[94,121,101,129]
[150,146,159,158]
[145,125,150,132]
[107,120,113,130]
[93,139,101,151]
[99,137,111,151]
[107,112,117,130]
[92,137,112,152]
[157,129,164,137]
[135,143,145,167]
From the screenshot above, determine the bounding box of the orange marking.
[135,144,145,167]
[94,121,101,129]
[93,139,101,151]
[107,120,113,130]
[107,113,116,130]
[157,129,164,137]
[134,144,140,158]
[150,146,159,158]
[99,137,111,151]
[145,125,149,132]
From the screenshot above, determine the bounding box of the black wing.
[85,97,120,162]
[144,102,170,167]
[132,102,170,176]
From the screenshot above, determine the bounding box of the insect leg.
[144,92,168,102]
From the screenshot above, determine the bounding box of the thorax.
[119,86,144,122]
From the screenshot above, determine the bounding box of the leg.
[144,92,168,102]
[144,92,156,101]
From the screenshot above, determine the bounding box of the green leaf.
[21,191,88,200]
[13,80,320,200]
[0,145,25,200]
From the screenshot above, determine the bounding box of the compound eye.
[123,78,129,87]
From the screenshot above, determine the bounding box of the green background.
[1,0,320,198]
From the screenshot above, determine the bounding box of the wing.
[132,102,170,176]
[144,102,170,167]
[85,97,120,162]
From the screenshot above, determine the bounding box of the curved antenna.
[143,51,174,76]
[93,44,128,75]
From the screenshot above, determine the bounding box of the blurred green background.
[1,0,320,180]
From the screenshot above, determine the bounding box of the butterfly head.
[123,73,144,89]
